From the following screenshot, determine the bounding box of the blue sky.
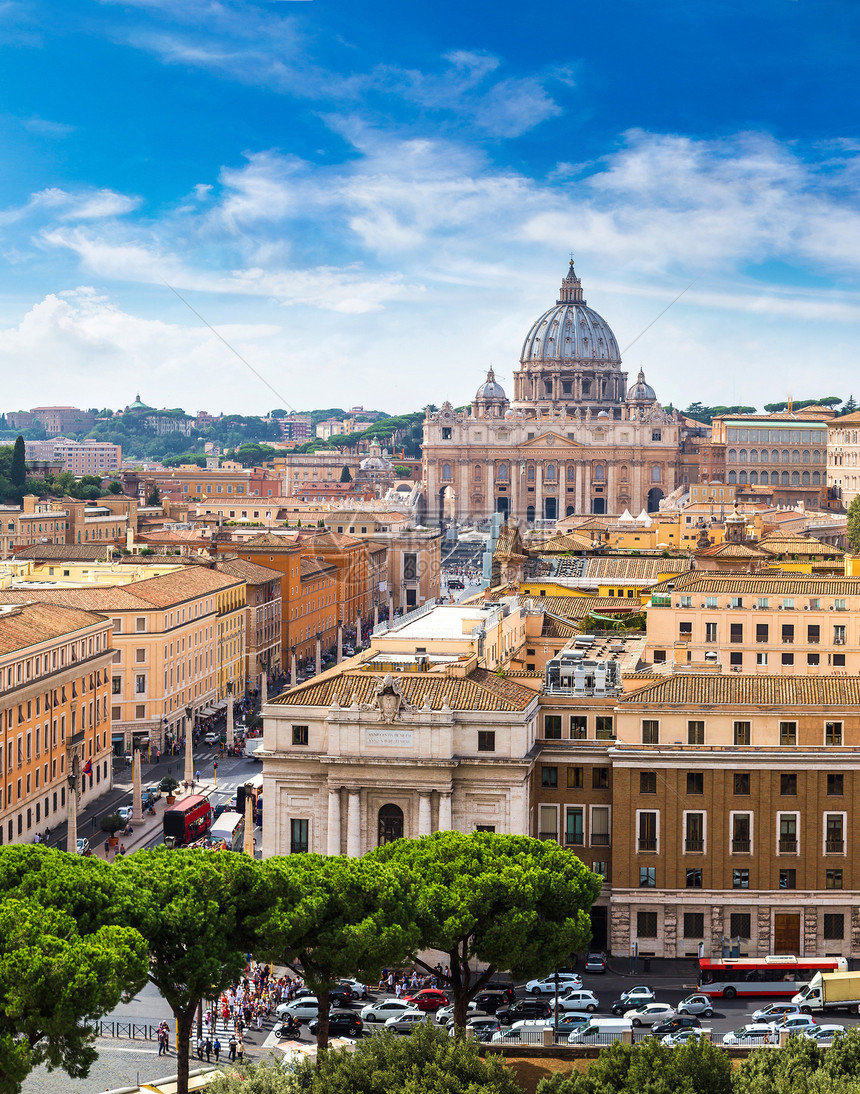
[0,0,859,416]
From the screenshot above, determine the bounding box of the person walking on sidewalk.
[213,1037,221,1062]
[228,1033,237,1061]
[204,1037,212,1063]
[196,1035,204,1060]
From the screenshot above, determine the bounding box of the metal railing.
[638,837,657,852]
[732,839,751,853]
[825,839,845,854]
[778,837,798,853]
[685,839,704,853]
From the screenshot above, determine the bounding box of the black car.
[651,1015,702,1037]
[472,990,511,1014]
[307,1010,363,1037]
[484,981,517,1004]
[496,999,552,1026]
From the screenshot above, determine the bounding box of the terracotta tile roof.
[214,557,284,584]
[830,411,860,425]
[757,534,844,558]
[620,674,860,708]
[295,531,364,550]
[270,665,536,712]
[584,556,694,581]
[242,533,300,549]
[300,557,337,581]
[495,525,525,557]
[696,542,769,559]
[13,545,113,561]
[537,532,594,553]
[650,572,860,596]
[0,602,108,654]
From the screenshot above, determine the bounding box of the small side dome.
[476,368,506,401]
[627,367,657,402]
[597,410,610,419]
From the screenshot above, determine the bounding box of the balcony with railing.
[685,838,704,853]
[591,833,610,846]
[538,832,558,842]
[778,837,798,853]
[565,833,585,846]
[825,839,845,854]
[731,838,751,853]
[637,837,657,852]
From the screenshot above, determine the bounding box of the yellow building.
[0,602,114,845]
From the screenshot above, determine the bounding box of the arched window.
[791,470,800,485]
[749,449,758,463]
[802,450,810,464]
[728,471,737,484]
[727,449,737,463]
[781,471,789,484]
[567,464,575,481]
[750,471,758,484]
[812,470,821,485]
[791,450,800,463]
[594,464,605,482]
[474,464,482,480]
[812,450,821,464]
[651,465,661,482]
[739,471,748,484]
[442,463,452,481]
[801,470,810,485]
[620,464,629,481]
[771,470,780,484]
[378,804,404,846]
[782,450,790,463]
[546,463,556,482]
[526,505,536,523]
[772,450,779,463]
[760,449,768,462]
[498,463,508,481]
[739,449,748,463]
[566,505,575,516]
[526,465,534,482]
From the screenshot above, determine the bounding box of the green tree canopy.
[367,831,601,1027]
[846,496,860,551]
[340,464,352,482]
[256,854,419,1049]
[146,484,161,506]
[11,436,26,488]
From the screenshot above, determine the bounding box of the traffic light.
[213,761,218,771]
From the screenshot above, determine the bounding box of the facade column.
[132,749,142,821]
[388,590,395,623]
[607,462,617,515]
[355,613,362,652]
[438,791,453,832]
[327,788,342,855]
[485,461,494,519]
[226,689,234,748]
[337,625,343,664]
[184,721,195,786]
[373,604,379,628]
[260,672,267,705]
[535,463,543,521]
[346,791,361,857]
[583,462,592,514]
[290,650,297,686]
[243,788,255,855]
[315,635,321,676]
[418,793,432,836]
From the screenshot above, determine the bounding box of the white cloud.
[21,116,76,138]
[0,186,140,229]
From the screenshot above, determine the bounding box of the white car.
[767,1015,817,1034]
[802,1024,845,1044]
[661,1028,708,1047]
[722,1024,775,1045]
[276,998,319,1020]
[204,732,219,746]
[620,985,655,1003]
[384,1011,431,1034]
[117,806,133,822]
[624,1003,675,1027]
[527,973,583,994]
[550,993,599,1014]
[360,999,417,1024]
[434,1001,483,1025]
[752,1002,801,1023]
[340,978,369,999]
[75,836,90,855]
[677,994,715,1017]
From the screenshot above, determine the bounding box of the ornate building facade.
[423,261,685,524]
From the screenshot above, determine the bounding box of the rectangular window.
[567,766,583,789]
[705,621,717,643]
[292,725,309,746]
[730,913,751,939]
[823,913,844,940]
[565,808,584,846]
[642,720,659,744]
[135,617,146,633]
[637,911,658,938]
[730,623,743,643]
[828,773,844,796]
[808,653,820,666]
[686,772,704,795]
[685,812,705,853]
[683,912,705,938]
[638,810,658,852]
[591,806,610,846]
[781,652,794,666]
[539,805,558,841]
[807,624,820,644]
[640,771,657,794]
[730,651,743,667]
[781,624,795,644]
[544,715,562,739]
[778,814,798,853]
[687,720,704,745]
[595,716,614,740]
[834,625,847,645]
[592,767,609,789]
[756,652,768,666]
[756,597,769,609]
[541,766,558,788]
[639,866,656,888]
[686,868,703,888]
[135,675,146,694]
[477,731,496,752]
[826,869,843,890]
[780,773,797,795]
[732,813,751,853]
[779,722,797,746]
[825,814,845,854]
[733,869,749,889]
[591,861,608,878]
[569,715,587,740]
[734,721,751,746]
[826,722,843,747]
[679,621,692,639]
[833,653,846,667]
[290,819,309,854]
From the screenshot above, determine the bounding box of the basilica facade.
[423,261,685,524]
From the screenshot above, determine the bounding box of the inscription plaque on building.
[366,728,414,747]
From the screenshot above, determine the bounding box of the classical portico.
[422,261,684,525]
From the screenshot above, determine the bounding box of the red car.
[402,988,449,1012]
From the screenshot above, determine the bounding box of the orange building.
[0,602,114,846]
[293,531,371,629]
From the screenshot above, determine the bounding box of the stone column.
[337,625,343,664]
[226,694,234,749]
[438,792,452,832]
[485,462,494,520]
[243,789,255,856]
[132,749,143,821]
[327,788,342,855]
[535,463,543,522]
[355,613,362,652]
[184,723,194,787]
[67,780,77,855]
[583,462,592,514]
[418,793,432,836]
[388,590,395,623]
[261,672,267,705]
[574,462,583,514]
[290,650,297,686]
[607,462,617,515]
[315,636,321,676]
[346,791,361,857]
[373,604,379,628]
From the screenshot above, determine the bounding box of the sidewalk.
[90,782,214,860]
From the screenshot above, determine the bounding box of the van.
[567,1018,633,1044]
[491,1019,553,1044]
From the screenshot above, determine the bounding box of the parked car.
[144,783,161,801]
[802,1025,846,1044]
[551,992,600,1013]
[401,988,449,1012]
[619,985,655,1003]
[75,836,90,855]
[527,973,583,994]
[555,1013,591,1032]
[722,1024,776,1046]
[340,978,369,1000]
[361,999,418,1024]
[651,1015,702,1037]
[677,994,715,1017]
[447,1015,501,1037]
[491,1020,553,1044]
[384,1011,431,1034]
[752,1002,802,1023]
[484,981,517,1003]
[307,1010,363,1037]
[472,990,511,1014]
[612,993,655,1015]
[767,1015,817,1034]
[276,998,320,1020]
[584,952,607,974]
[497,999,552,1026]
[624,1003,676,1027]
[117,806,133,822]
[661,1028,708,1047]
[435,1001,484,1025]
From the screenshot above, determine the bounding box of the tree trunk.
[175,1004,196,1094]
[316,987,330,1052]
[451,945,468,1031]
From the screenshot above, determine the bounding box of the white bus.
[209,811,245,852]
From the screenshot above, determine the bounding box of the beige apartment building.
[214,558,282,683]
[645,573,860,674]
[827,410,860,509]
[0,602,114,846]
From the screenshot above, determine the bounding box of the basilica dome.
[475,368,506,401]
[520,260,621,367]
[627,368,657,402]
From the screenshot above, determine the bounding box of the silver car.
[360,999,418,1024]
[383,1011,432,1034]
[677,994,715,1017]
[275,997,319,1020]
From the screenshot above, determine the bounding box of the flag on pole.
[82,759,93,777]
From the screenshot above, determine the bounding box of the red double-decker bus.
[163,795,213,847]
[698,955,848,998]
